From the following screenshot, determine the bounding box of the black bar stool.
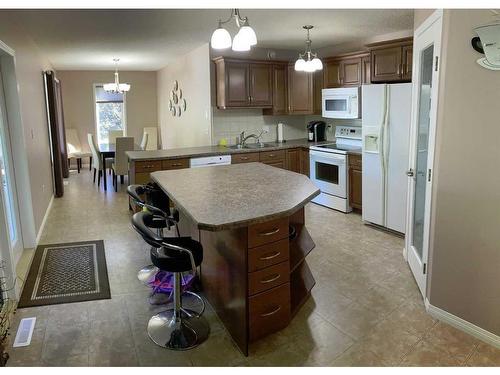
[131,211,209,350]
[127,184,179,284]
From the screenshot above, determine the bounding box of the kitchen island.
[150,163,320,355]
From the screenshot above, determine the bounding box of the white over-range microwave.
[322,87,361,119]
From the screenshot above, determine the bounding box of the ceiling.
[9,9,414,71]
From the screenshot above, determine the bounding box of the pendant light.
[103,58,130,93]
[295,25,323,72]
[210,9,257,52]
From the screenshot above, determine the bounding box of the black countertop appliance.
[307,121,327,142]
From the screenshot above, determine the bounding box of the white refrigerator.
[361,83,412,233]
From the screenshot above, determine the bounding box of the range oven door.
[309,150,347,198]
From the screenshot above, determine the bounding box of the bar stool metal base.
[147,308,210,350]
[137,264,159,284]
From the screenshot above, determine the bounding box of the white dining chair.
[88,133,111,189]
[142,127,158,150]
[66,128,92,173]
[108,130,123,144]
[140,132,149,150]
[112,137,134,192]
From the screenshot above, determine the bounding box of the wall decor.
[169,80,186,117]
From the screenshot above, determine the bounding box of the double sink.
[228,143,273,150]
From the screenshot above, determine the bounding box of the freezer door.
[386,83,412,233]
[361,84,386,126]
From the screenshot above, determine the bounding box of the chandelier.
[103,58,131,93]
[210,9,257,52]
[294,25,323,72]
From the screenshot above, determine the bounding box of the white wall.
[157,44,212,149]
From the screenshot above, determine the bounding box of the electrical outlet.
[262,125,270,134]
[42,184,45,192]
[30,129,34,139]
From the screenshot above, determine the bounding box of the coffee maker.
[307,121,327,142]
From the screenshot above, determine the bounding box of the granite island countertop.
[150,162,320,231]
[127,138,331,161]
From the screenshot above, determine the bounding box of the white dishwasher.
[190,155,232,168]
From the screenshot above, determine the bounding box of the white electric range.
[309,126,362,212]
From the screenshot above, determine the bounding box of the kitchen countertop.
[150,162,320,231]
[127,138,329,161]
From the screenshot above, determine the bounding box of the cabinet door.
[349,168,362,210]
[323,60,342,88]
[300,149,310,177]
[341,58,362,86]
[249,64,272,107]
[287,66,313,114]
[226,62,250,107]
[313,70,323,115]
[285,149,301,173]
[371,47,402,82]
[402,45,413,81]
[271,64,288,115]
[361,55,371,84]
[262,160,286,169]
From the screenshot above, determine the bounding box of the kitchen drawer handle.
[240,156,249,160]
[260,273,281,284]
[171,163,183,167]
[260,305,282,317]
[268,154,275,157]
[258,227,280,236]
[259,251,281,261]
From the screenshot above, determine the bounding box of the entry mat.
[17,240,110,308]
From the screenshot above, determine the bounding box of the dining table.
[98,142,140,191]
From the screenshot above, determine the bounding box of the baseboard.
[35,195,54,246]
[425,299,500,349]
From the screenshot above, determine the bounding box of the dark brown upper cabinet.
[313,69,323,115]
[323,52,370,88]
[367,37,413,83]
[287,64,313,115]
[213,57,273,109]
[263,63,288,115]
[361,55,371,85]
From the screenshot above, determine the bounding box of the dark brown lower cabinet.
[285,148,301,173]
[348,154,362,210]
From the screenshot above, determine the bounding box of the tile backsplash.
[212,109,308,145]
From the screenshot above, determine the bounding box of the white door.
[0,65,23,299]
[405,10,443,298]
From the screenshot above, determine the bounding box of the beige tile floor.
[6,169,500,366]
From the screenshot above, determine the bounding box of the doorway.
[405,10,443,298]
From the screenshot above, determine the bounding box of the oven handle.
[309,150,347,164]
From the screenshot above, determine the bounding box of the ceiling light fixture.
[103,58,130,93]
[295,25,323,72]
[210,9,257,52]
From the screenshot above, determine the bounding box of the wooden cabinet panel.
[248,216,289,248]
[402,45,413,81]
[313,70,323,115]
[324,59,342,88]
[285,148,301,173]
[134,172,153,185]
[348,154,362,210]
[263,64,287,115]
[259,150,285,162]
[300,149,310,177]
[135,160,162,173]
[248,238,289,272]
[287,65,313,114]
[371,46,402,82]
[226,62,249,107]
[248,260,290,296]
[362,55,371,84]
[341,58,362,86]
[231,152,260,164]
[248,282,291,342]
[249,64,272,107]
[263,160,285,169]
[162,158,189,170]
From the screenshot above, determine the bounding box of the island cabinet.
[348,153,362,210]
[323,51,371,88]
[213,57,275,109]
[367,37,413,83]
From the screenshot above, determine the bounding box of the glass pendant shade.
[211,26,232,49]
[303,61,316,72]
[294,58,306,71]
[238,25,257,46]
[311,57,323,70]
[232,31,251,51]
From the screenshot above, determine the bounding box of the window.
[94,84,126,144]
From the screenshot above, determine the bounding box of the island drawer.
[162,158,189,170]
[248,217,289,248]
[135,160,162,173]
[248,260,290,296]
[248,238,289,272]
[259,150,285,162]
[231,152,260,164]
[249,282,291,342]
